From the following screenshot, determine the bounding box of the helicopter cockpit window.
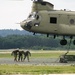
[50,17,57,24]
[28,12,40,20]
[28,14,35,19]
[36,15,39,20]
[28,12,36,19]
[28,14,32,18]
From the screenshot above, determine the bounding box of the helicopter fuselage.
[20,0,75,45]
[21,10,75,36]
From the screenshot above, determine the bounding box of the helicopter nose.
[25,21,32,29]
[20,21,25,28]
[20,21,32,30]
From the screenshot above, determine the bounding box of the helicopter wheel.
[60,39,67,45]
[73,40,75,45]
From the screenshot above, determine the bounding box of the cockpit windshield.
[28,12,39,20]
[28,12,36,19]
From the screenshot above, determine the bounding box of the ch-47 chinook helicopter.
[20,0,75,46]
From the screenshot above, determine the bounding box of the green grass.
[0,54,11,58]
[0,65,75,74]
[0,52,64,58]
[0,50,75,74]
[0,50,75,58]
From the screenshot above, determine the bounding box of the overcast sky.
[0,0,75,30]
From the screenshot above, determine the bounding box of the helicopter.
[20,0,75,45]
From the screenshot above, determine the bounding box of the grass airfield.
[0,49,75,74]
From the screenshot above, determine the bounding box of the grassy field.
[0,50,75,58]
[0,65,75,74]
[0,50,75,74]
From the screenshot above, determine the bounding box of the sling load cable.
[65,36,73,55]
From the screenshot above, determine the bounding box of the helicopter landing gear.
[60,39,67,45]
[60,36,73,45]
[73,40,75,45]
[60,36,67,45]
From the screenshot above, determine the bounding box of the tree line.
[0,35,59,49]
[0,35,75,50]
[0,29,32,37]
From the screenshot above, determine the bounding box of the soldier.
[18,51,24,62]
[11,49,19,61]
[23,51,31,62]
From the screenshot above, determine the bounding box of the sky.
[0,0,75,30]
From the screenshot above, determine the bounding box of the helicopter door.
[49,14,59,34]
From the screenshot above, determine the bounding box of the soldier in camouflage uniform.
[23,51,31,62]
[18,51,24,62]
[11,49,19,61]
